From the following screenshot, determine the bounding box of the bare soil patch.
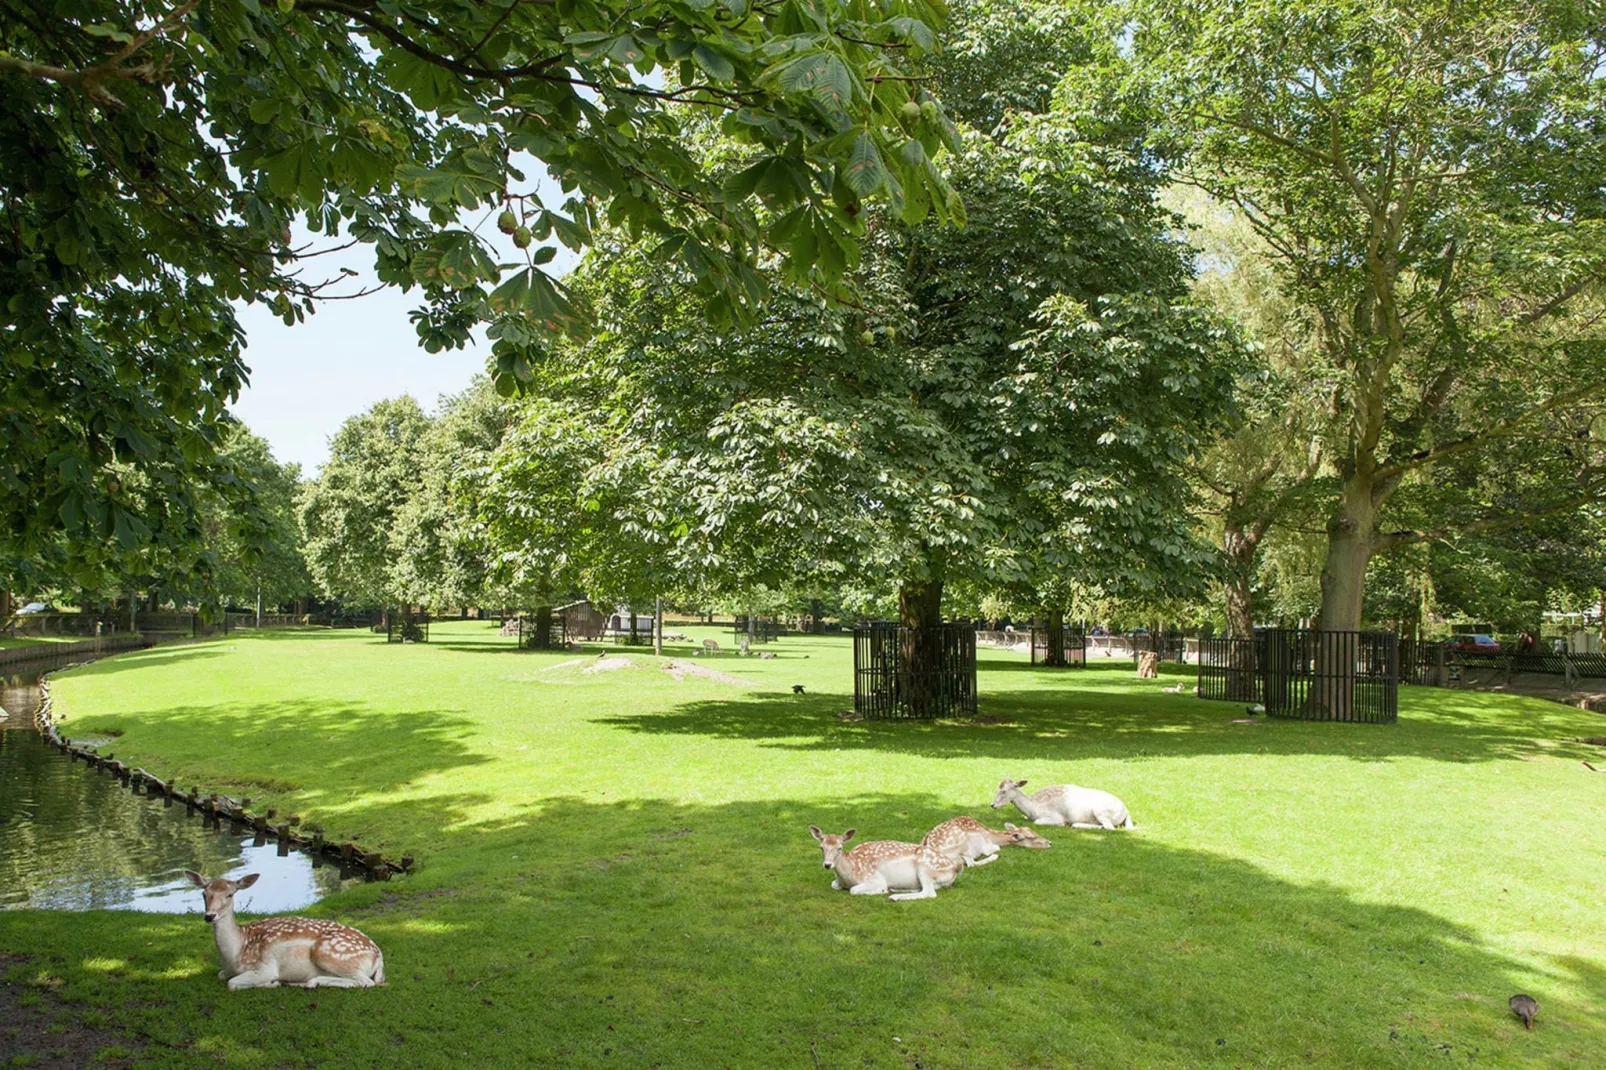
[660,659,745,685]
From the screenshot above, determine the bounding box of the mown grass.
[4,621,1605,1067]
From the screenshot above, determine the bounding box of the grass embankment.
[4,622,1605,1067]
[0,634,100,651]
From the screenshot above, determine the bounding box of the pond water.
[0,669,358,913]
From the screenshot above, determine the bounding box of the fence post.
[1433,642,1445,688]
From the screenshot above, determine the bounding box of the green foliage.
[1103,0,1606,627]
[3,0,962,577]
[489,111,1242,614]
[298,396,432,608]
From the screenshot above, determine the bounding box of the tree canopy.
[1104,0,1606,629]
[2,0,962,589]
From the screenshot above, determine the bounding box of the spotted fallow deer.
[921,816,1052,867]
[808,827,963,901]
[185,871,385,989]
[991,778,1136,830]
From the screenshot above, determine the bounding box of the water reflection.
[0,672,357,913]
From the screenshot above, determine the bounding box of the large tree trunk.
[1222,518,1259,640]
[1318,478,1379,632]
[810,598,823,635]
[1313,478,1382,717]
[530,604,553,649]
[1042,609,1066,667]
[898,577,944,717]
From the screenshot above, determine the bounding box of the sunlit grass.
[3,621,1604,1067]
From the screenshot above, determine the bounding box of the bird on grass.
[1509,994,1538,1030]
[792,685,805,695]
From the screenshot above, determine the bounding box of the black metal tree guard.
[386,610,431,643]
[853,622,977,719]
[1197,628,1398,723]
[1030,626,1087,667]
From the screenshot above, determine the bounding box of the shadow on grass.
[595,672,1606,766]
[56,700,495,839]
[0,793,1596,1066]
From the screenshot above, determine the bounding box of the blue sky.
[233,168,576,475]
[230,281,484,476]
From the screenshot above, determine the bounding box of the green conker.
[497,210,518,235]
[513,226,533,249]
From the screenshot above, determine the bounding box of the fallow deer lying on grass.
[185,871,385,990]
[991,778,1136,830]
[922,816,1052,866]
[809,827,963,901]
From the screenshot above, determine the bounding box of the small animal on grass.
[809,827,963,901]
[759,651,776,660]
[991,778,1136,830]
[1509,994,1538,1030]
[186,871,384,990]
[922,816,1051,867]
[792,684,805,695]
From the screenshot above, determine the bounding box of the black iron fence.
[733,617,782,643]
[1197,636,1263,702]
[853,622,977,720]
[1128,632,1188,663]
[1030,627,1087,667]
[387,613,431,643]
[1198,629,1398,723]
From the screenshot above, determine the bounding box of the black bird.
[1509,994,1538,1030]
[792,684,805,695]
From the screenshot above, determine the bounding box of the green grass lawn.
[5,621,1605,1067]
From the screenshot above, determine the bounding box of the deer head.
[991,778,1027,809]
[185,871,259,923]
[808,826,856,869]
[1003,822,1052,848]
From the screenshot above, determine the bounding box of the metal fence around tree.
[1197,629,1398,723]
[1030,627,1087,667]
[853,622,977,720]
[386,612,431,643]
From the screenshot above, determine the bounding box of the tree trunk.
[810,598,823,635]
[1222,517,1259,640]
[898,577,944,717]
[530,605,553,649]
[654,597,663,656]
[1318,479,1378,632]
[1314,478,1381,717]
[629,609,639,646]
[1042,609,1066,667]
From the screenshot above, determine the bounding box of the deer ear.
[236,873,260,889]
[1004,822,1017,830]
[808,825,824,841]
[842,829,856,842]
[1016,780,1027,788]
[183,870,206,888]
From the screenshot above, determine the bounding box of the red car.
[1448,634,1501,654]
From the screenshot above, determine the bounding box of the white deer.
[185,871,385,989]
[991,778,1136,830]
[809,827,963,901]
[922,815,1052,867]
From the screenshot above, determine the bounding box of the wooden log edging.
[34,670,414,881]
